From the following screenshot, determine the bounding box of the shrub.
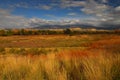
[0,48,5,54]
[9,48,18,54]
[39,48,48,55]
[64,28,72,35]
[18,48,26,55]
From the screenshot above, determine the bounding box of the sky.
[0,0,120,28]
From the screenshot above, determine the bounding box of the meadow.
[0,34,120,80]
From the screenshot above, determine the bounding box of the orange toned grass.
[0,49,119,80]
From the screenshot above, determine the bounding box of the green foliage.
[64,28,72,35]
[19,29,26,35]
[0,29,120,36]
[0,30,7,36]
[6,30,13,36]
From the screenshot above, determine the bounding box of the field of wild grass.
[0,35,96,48]
[0,34,120,80]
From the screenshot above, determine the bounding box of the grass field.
[0,34,120,80]
[0,35,92,48]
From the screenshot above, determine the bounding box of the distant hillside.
[32,24,120,30]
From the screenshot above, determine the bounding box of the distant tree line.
[63,28,120,35]
[0,29,63,36]
[0,28,120,36]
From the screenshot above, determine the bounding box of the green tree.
[64,28,72,35]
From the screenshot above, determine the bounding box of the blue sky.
[0,0,120,28]
[0,0,89,19]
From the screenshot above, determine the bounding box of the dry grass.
[0,34,99,48]
[0,50,120,80]
[0,34,120,80]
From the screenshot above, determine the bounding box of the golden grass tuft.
[0,50,120,80]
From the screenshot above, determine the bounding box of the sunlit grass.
[0,34,120,80]
[0,50,120,80]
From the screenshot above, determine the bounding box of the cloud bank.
[0,0,120,28]
[0,8,29,28]
[60,0,120,27]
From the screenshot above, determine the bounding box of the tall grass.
[0,50,119,80]
[0,34,119,80]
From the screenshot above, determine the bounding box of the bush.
[18,48,26,55]
[64,28,72,35]
[26,48,49,55]
[9,48,19,54]
[39,48,48,55]
[0,48,5,54]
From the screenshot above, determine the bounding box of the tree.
[64,28,72,35]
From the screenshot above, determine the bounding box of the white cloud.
[0,8,11,15]
[61,0,86,8]
[0,8,82,28]
[8,2,53,10]
[78,0,120,27]
[9,2,29,9]
[0,0,120,28]
[67,13,77,16]
[59,0,120,27]
[35,4,52,10]
[81,0,110,14]
[115,6,120,11]
[29,18,82,26]
[102,0,108,3]
[0,8,29,28]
